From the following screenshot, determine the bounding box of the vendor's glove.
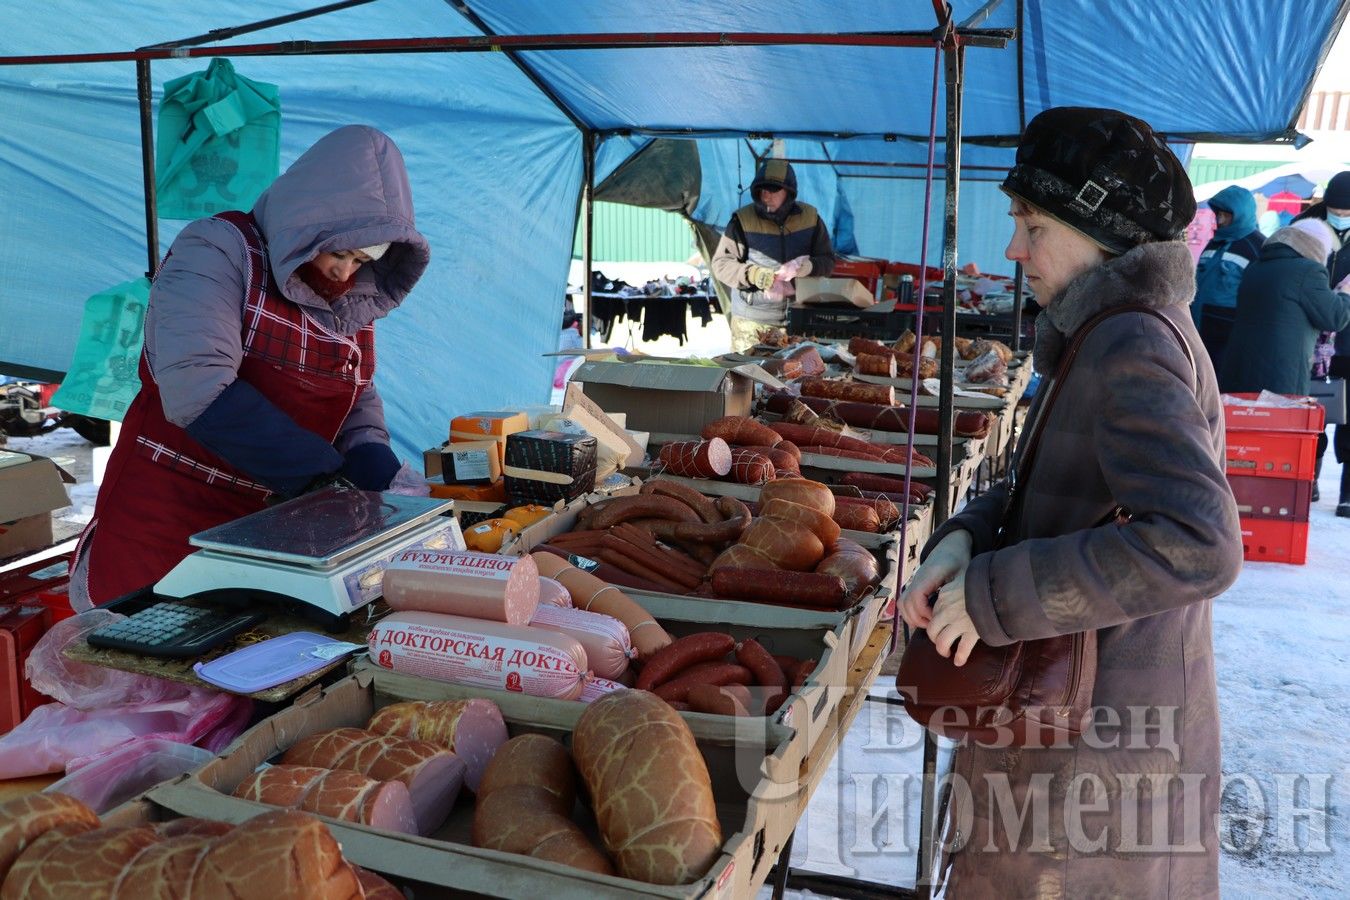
[791,256,813,278]
[341,441,402,491]
[185,379,342,495]
[746,265,777,292]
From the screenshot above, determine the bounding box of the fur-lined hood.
[1033,241,1195,374]
[1266,223,1339,263]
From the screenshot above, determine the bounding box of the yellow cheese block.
[463,517,519,553]
[449,410,530,468]
[502,504,552,528]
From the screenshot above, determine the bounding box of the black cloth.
[641,298,688,344]
[1001,106,1195,255]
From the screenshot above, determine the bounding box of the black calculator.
[88,593,267,659]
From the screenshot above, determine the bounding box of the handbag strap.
[1007,304,1194,522]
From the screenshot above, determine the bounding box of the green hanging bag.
[51,278,150,422]
[155,58,280,220]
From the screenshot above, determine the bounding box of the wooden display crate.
[145,671,800,899]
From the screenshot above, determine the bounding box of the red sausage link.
[735,638,787,689]
[634,632,736,691]
[652,662,753,702]
[710,567,848,609]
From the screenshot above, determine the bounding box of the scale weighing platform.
[155,487,461,630]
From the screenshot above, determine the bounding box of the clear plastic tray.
[45,738,214,814]
[193,632,362,693]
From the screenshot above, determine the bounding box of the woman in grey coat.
[1219,218,1350,395]
[899,107,1242,897]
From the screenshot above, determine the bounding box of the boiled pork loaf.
[0,793,100,884]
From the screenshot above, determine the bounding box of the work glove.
[746,264,776,292]
[185,379,343,495]
[341,441,403,491]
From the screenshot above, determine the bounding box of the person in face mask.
[1192,185,1264,371]
[710,158,835,352]
[69,125,433,609]
[1294,170,1350,512]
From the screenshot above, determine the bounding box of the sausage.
[641,478,721,523]
[656,438,733,478]
[797,445,889,462]
[840,471,931,495]
[851,492,902,527]
[735,638,787,690]
[647,514,749,546]
[596,548,693,594]
[764,393,994,438]
[759,478,836,515]
[589,493,703,529]
[830,502,882,533]
[611,523,708,581]
[653,662,754,702]
[685,683,750,717]
[761,445,801,476]
[739,516,826,570]
[633,632,736,691]
[767,422,888,458]
[716,495,751,522]
[599,533,702,591]
[724,447,775,485]
[848,337,895,357]
[775,440,802,462]
[793,658,818,687]
[700,415,782,448]
[799,377,896,406]
[382,550,540,626]
[876,445,936,467]
[707,543,779,572]
[816,545,880,599]
[710,567,848,610]
[533,544,674,595]
[531,605,634,680]
[759,497,841,546]
[855,353,897,377]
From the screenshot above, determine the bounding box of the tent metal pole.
[1011,262,1025,352]
[781,157,1006,172]
[0,29,1014,67]
[135,59,159,278]
[582,130,596,350]
[139,0,377,51]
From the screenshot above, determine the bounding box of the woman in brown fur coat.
[900,107,1243,898]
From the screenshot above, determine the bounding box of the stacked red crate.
[1223,395,1324,564]
[0,552,72,733]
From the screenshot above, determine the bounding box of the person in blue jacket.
[1192,185,1264,371]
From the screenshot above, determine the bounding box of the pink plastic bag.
[0,610,251,778]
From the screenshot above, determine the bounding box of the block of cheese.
[450,411,531,468]
[440,439,503,485]
[503,430,597,508]
[429,478,508,504]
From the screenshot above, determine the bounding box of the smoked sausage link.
[710,567,848,609]
[735,638,787,690]
[700,415,782,448]
[656,438,733,478]
[633,632,736,691]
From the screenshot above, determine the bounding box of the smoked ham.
[366,699,508,793]
[739,517,826,571]
[0,794,100,885]
[572,691,721,884]
[190,810,361,900]
[799,377,895,406]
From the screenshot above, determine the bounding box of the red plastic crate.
[1224,430,1318,480]
[0,604,55,733]
[0,553,72,604]
[1223,394,1325,433]
[831,258,886,295]
[1227,475,1312,522]
[1239,517,1308,565]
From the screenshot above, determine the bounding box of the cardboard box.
[569,361,784,437]
[147,671,802,899]
[0,451,72,560]
[428,477,507,504]
[793,276,877,308]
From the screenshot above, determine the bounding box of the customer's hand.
[927,574,981,667]
[899,529,972,629]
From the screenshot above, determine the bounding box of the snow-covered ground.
[6,304,1346,896]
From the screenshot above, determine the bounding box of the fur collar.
[1266,225,1335,263]
[1033,241,1195,374]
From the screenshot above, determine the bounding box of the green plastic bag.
[155,58,280,220]
[51,278,150,422]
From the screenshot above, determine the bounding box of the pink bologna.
[369,609,587,700]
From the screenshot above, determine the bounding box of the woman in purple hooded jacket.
[70,125,431,608]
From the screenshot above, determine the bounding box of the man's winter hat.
[1001,106,1195,255]
[359,243,391,261]
[751,158,798,197]
[1323,171,1350,209]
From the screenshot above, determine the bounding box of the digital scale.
[154,487,462,630]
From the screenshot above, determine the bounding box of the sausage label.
[369,617,584,699]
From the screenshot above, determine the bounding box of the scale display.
[188,487,451,569]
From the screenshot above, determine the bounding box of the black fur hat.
[1001,107,1195,255]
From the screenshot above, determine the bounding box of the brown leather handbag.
[895,305,1192,748]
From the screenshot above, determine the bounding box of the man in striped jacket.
[711,159,834,352]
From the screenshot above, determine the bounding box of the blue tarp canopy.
[0,0,1345,462]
